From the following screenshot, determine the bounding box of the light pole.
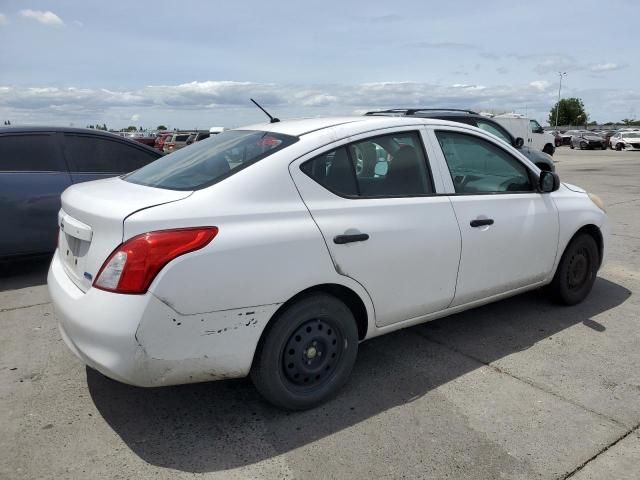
[554,71,567,129]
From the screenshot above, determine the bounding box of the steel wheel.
[548,233,599,305]
[251,293,359,410]
[282,317,343,387]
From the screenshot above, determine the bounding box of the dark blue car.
[0,127,162,260]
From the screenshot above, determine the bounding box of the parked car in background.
[185,131,210,146]
[569,131,606,150]
[0,127,162,260]
[162,132,193,154]
[610,131,640,151]
[209,126,227,135]
[154,132,173,152]
[48,116,607,410]
[365,109,555,171]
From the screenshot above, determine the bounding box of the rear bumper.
[48,251,279,387]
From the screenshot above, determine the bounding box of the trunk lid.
[58,177,192,292]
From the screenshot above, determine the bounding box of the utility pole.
[554,72,567,129]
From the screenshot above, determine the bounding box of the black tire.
[548,233,599,305]
[601,144,607,150]
[251,293,359,410]
[570,143,575,149]
[579,141,587,150]
[615,143,623,151]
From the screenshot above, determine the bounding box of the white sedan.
[610,131,640,150]
[48,116,608,410]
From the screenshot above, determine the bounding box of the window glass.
[476,120,512,144]
[0,134,62,172]
[64,135,158,173]
[530,119,543,133]
[125,130,298,191]
[435,131,533,194]
[300,147,358,196]
[300,131,433,197]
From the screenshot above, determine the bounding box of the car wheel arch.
[560,224,604,271]
[252,284,370,369]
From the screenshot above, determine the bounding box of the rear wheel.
[616,143,623,151]
[548,233,599,305]
[251,293,359,410]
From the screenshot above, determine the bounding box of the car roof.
[240,115,455,137]
[0,125,127,136]
[0,126,161,153]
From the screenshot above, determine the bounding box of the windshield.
[124,130,298,190]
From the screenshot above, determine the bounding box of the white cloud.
[529,80,550,92]
[0,79,636,126]
[19,9,64,26]
[590,63,623,72]
[0,13,8,26]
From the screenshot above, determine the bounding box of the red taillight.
[93,227,218,294]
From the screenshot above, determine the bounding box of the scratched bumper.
[48,251,280,387]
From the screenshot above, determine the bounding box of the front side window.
[125,130,298,190]
[301,131,433,198]
[435,131,533,194]
[530,119,544,133]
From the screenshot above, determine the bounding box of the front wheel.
[548,233,599,305]
[251,293,359,410]
[615,143,623,151]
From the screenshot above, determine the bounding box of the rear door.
[0,132,71,257]
[430,127,559,306]
[290,128,461,327]
[62,133,160,184]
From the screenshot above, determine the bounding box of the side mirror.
[514,137,525,148]
[539,170,560,193]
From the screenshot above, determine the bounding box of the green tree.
[548,98,588,127]
[126,125,138,132]
[156,125,167,131]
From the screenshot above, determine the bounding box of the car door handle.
[333,233,369,244]
[470,218,494,227]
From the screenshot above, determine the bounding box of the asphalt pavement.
[1,147,639,479]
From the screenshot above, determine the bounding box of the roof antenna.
[250,98,280,123]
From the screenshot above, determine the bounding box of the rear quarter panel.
[123,152,376,321]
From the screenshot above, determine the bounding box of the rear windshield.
[124,130,298,190]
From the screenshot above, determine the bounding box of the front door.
[290,129,461,327]
[432,128,559,306]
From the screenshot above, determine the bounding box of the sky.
[0,0,638,129]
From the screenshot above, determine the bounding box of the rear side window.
[124,130,298,190]
[0,134,63,172]
[64,135,159,173]
[301,131,433,197]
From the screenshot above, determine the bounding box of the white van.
[492,113,556,155]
